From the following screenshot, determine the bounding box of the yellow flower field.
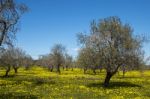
[0,66,150,99]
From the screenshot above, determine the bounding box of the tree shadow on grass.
[0,75,16,78]
[32,77,56,85]
[0,92,38,99]
[0,76,56,87]
[119,76,150,79]
[0,72,38,79]
[0,74,27,78]
[117,76,142,79]
[87,81,142,89]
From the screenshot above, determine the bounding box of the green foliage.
[0,67,150,98]
[77,16,145,86]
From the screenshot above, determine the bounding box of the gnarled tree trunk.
[13,66,18,73]
[104,65,120,87]
[0,20,7,46]
[104,72,113,87]
[50,65,53,72]
[93,68,96,74]
[57,64,61,74]
[5,66,11,77]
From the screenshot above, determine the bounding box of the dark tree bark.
[13,66,18,73]
[104,65,120,87]
[93,69,96,74]
[5,66,11,77]
[14,67,18,73]
[104,72,113,87]
[0,20,7,46]
[57,64,61,74]
[50,65,53,72]
[84,68,87,74]
[66,65,68,71]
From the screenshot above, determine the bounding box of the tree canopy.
[77,16,145,87]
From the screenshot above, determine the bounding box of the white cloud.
[66,47,80,59]
[72,47,80,52]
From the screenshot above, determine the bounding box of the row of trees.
[37,44,74,74]
[0,0,148,87]
[0,46,33,76]
[36,16,146,87]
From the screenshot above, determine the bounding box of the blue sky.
[16,0,150,61]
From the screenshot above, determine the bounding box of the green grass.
[0,66,150,99]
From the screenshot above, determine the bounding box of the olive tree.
[0,0,28,46]
[51,44,66,74]
[48,54,55,72]
[76,48,90,74]
[0,47,13,76]
[22,54,33,70]
[77,16,144,87]
[38,54,51,67]
[64,53,73,71]
[77,47,100,74]
[38,54,54,71]
[0,47,24,76]
[12,47,26,73]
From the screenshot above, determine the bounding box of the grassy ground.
[0,66,150,99]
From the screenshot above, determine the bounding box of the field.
[0,67,150,99]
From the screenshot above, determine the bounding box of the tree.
[77,16,144,87]
[77,47,99,74]
[0,46,29,76]
[0,47,13,76]
[48,54,55,72]
[51,44,66,74]
[11,47,26,73]
[38,54,54,71]
[22,54,33,70]
[77,47,101,74]
[64,53,73,71]
[38,54,50,67]
[0,0,28,46]
[76,48,89,74]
